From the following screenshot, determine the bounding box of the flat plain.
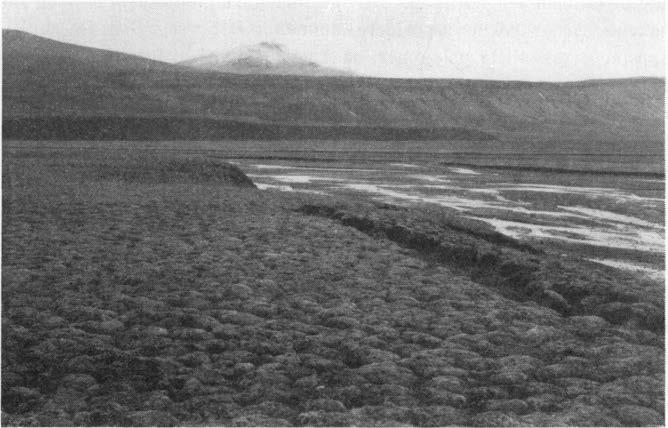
[2,140,663,426]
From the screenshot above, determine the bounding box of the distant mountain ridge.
[178,41,354,76]
[2,30,664,144]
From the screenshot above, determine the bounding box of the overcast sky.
[3,1,665,80]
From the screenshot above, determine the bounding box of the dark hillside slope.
[2,29,177,73]
[2,30,664,143]
[2,116,492,141]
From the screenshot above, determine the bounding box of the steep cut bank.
[298,202,664,334]
[3,30,664,144]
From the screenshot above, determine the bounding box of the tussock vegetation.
[93,155,256,186]
[3,149,256,187]
[2,147,664,426]
[299,202,664,333]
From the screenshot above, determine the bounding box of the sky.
[2,1,665,81]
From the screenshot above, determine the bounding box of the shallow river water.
[236,160,665,278]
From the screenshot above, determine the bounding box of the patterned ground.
[2,149,664,426]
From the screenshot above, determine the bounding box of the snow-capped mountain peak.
[257,41,284,51]
[177,42,353,76]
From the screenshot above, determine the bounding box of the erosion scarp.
[298,202,664,333]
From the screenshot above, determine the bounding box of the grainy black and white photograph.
[1,1,665,426]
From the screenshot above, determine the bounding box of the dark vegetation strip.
[213,155,664,176]
[444,151,663,157]
[440,161,665,178]
[6,148,663,177]
[3,117,494,141]
[298,203,664,333]
[215,154,425,163]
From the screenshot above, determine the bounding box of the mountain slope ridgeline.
[2,30,664,144]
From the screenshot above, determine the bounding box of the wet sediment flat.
[243,159,664,268]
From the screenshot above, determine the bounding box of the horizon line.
[3,27,666,83]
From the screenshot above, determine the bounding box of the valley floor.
[1,145,664,426]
